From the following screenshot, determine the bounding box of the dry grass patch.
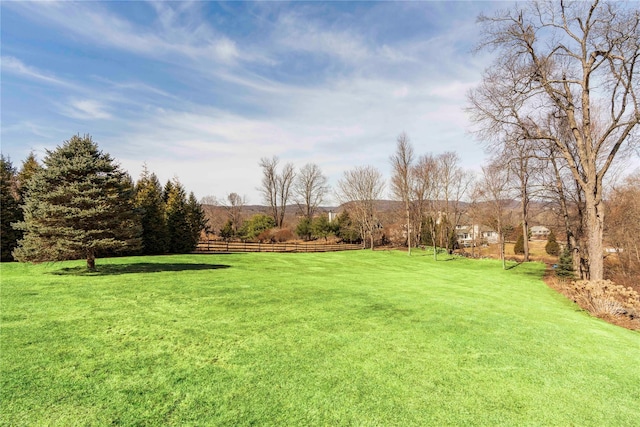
[545,274,640,330]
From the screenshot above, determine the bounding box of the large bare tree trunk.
[521,198,529,262]
[584,193,605,281]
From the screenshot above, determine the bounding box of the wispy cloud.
[2,1,502,201]
[4,1,250,66]
[60,99,112,120]
[1,56,76,88]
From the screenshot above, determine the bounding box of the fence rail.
[194,240,362,254]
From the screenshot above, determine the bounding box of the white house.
[455,224,499,246]
[530,225,551,240]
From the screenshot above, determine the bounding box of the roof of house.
[530,226,550,233]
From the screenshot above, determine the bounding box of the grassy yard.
[1,250,638,426]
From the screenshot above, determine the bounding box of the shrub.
[555,247,574,278]
[514,233,525,255]
[545,231,560,256]
[241,214,275,240]
[272,228,294,243]
[256,230,273,243]
[546,276,640,329]
[220,220,234,241]
[311,215,334,241]
[295,217,312,241]
[570,280,639,318]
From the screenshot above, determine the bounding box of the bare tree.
[336,166,385,250]
[413,154,441,259]
[294,163,329,220]
[468,1,640,280]
[390,132,415,255]
[543,144,589,277]
[606,171,640,287]
[225,192,246,234]
[475,163,514,270]
[498,138,545,262]
[258,156,295,228]
[437,152,471,254]
[277,162,296,228]
[259,156,279,226]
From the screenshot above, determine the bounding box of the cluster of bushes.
[547,277,640,329]
[218,211,361,244]
[1,135,208,268]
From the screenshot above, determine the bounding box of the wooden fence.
[194,240,362,254]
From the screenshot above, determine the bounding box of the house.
[455,225,475,247]
[455,224,499,246]
[530,225,551,240]
[481,230,499,244]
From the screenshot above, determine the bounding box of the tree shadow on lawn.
[50,263,231,276]
[505,261,546,279]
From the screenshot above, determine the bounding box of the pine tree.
[295,217,312,241]
[165,179,192,253]
[13,135,142,271]
[163,179,175,204]
[220,220,235,241]
[16,152,41,201]
[335,211,361,244]
[186,191,208,250]
[311,215,333,241]
[1,156,22,261]
[556,247,575,278]
[135,167,168,255]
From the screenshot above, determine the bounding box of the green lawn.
[1,250,638,426]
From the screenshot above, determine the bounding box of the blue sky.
[1,0,503,203]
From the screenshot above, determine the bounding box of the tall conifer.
[1,156,22,261]
[135,166,168,254]
[13,135,141,270]
[165,179,192,253]
[16,152,41,201]
[186,191,208,250]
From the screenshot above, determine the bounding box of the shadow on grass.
[504,261,547,280]
[506,262,523,270]
[50,263,231,276]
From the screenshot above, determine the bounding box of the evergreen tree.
[295,217,312,241]
[556,247,575,278]
[163,179,175,204]
[514,233,525,255]
[220,220,235,241]
[135,166,168,255]
[186,191,208,250]
[16,152,41,201]
[165,179,193,253]
[335,211,361,244]
[311,215,333,241]
[1,156,22,261]
[545,231,560,256]
[13,135,141,270]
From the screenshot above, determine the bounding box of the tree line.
[2,2,637,282]
[1,135,208,271]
